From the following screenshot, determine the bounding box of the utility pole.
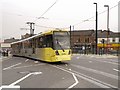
[93,3,98,55]
[70,25,72,49]
[26,22,35,36]
[104,5,109,54]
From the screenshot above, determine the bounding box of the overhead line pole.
[93,3,98,55]
[26,22,35,36]
[70,25,72,50]
[104,5,110,54]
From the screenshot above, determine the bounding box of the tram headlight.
[55,50,59,55]
[68,50,71,55]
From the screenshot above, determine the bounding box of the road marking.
[71,69,118,88]
[67,73,79,90]
[86,59,120,65]
[51,65,79,89]
[34,61,39,63]
[0,57,12,62]
[10,73,31,86]
[0,85,20,90]
[71,64,118,80]
[3,63,22,70]
[76,57,80,59]
[19,71,30,74]
[9,72,42,86]
[89,59,119,65]
[25,59,29,62]
[89,61,92,63]
[113,69,120,72]
[12,64,45,70]
[52,65,117,88]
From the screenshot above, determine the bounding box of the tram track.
[51,65,118,89]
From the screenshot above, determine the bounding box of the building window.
[78,38,80,42]
[112,38,115,43]
[85,38,89,43]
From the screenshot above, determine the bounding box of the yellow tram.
[11,29,71,62]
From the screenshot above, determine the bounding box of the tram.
[11,29,71,62]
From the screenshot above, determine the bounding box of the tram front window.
[53,31,70,50]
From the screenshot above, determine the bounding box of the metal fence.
[72,46,120,56]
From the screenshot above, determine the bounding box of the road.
[0,54,119,90]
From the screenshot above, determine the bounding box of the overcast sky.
[1,0,119,39]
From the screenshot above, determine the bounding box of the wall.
[0,43,11,48]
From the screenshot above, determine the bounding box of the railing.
[72,47,119,56]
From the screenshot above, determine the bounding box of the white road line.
[25,59,29,62]
[71,70,118,88]
[9,72,42,86]
[67,73,79,90]
[0,85,20,90]
[113,69,120,72]
[51,65,79,89]
[3,63,22,70]
[0,57,12,62]
[12,64,45,70]
[71,64,118,80]
[89,59,118,65]
[52,65,117,88]
[10,73,32,86]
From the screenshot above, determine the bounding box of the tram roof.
[11,29,68,45]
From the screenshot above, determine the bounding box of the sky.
[1,0,120,40]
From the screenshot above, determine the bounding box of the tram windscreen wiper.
[56,39,65,52]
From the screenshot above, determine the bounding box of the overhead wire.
[35,24,56,29]
[4,2,118,39]
[72,4,118,27]
[3,0,59,39]
[33,0,58,22]
[35,3,118,30]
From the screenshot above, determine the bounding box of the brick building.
[71,30,95,54]
[70,30,120,55]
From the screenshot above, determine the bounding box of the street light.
[93,2,98,54]
[104,5,109,54]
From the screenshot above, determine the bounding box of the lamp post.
[70,25,72,49]
[104,5,109,54]
[93,3,98,54]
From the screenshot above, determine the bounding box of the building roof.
[70,30,120,38]
[109,32,120,38]
[93,30,120,38]
[71,30,94,36]
[4,38,20,43]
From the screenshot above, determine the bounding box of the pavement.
[73,54,118,58]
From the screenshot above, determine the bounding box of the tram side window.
[23,40,29,48]
[37,35,53,48]
[41,36,47,48]
[32,38,36,48]
[35,38,38,48]
[29,39,32,48]
[19,43,22,49]
[38,37,43,48]
[46,35,53,48]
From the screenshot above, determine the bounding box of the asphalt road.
[0,54,119,89]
